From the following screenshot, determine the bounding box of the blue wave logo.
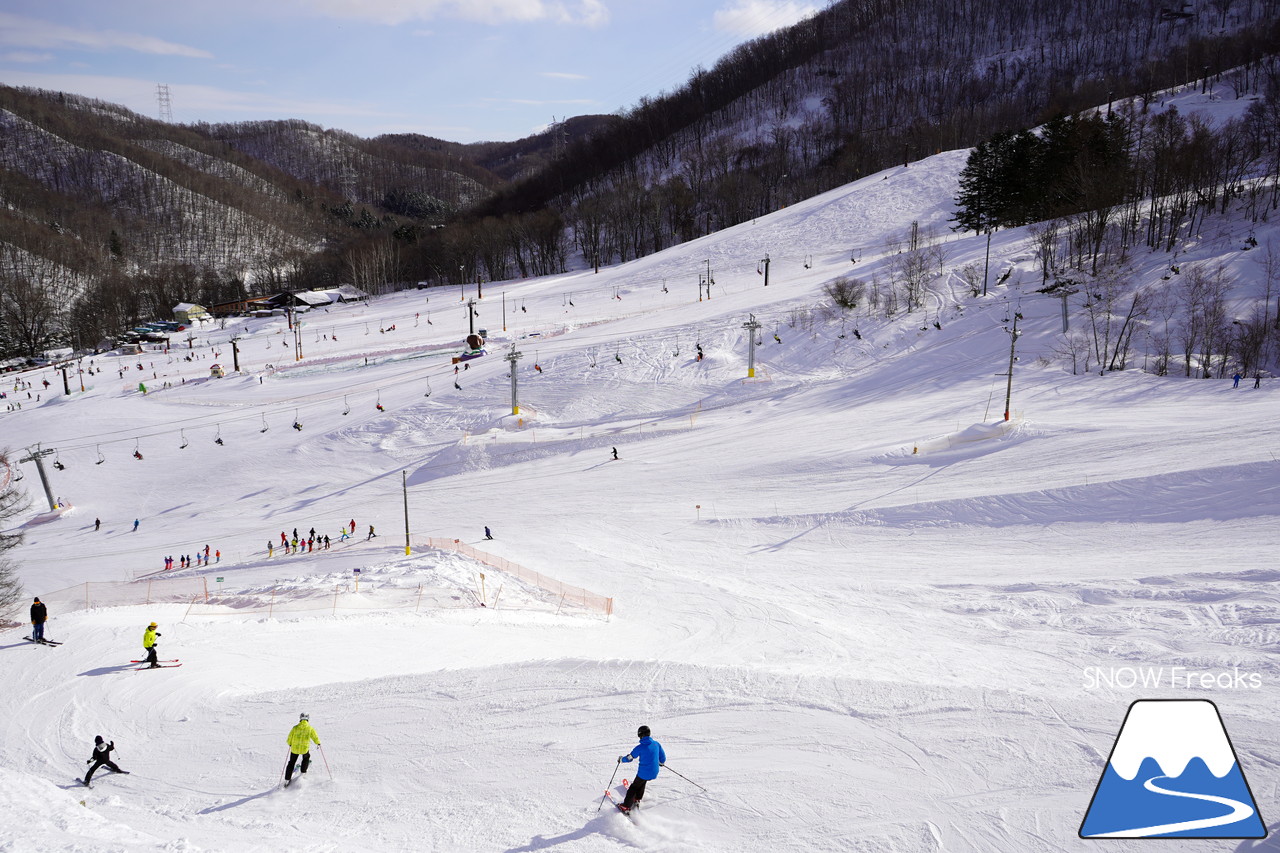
[1080,700,1266,838]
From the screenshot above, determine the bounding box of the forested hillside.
[0,0,1277,358]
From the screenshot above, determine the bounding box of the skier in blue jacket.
[617,725,665,812]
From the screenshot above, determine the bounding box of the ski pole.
[318,744,333,780]
[662,764,707,792]
[280,755,289,785]
[596,759,621,814]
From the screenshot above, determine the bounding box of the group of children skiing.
[269,521,361,557]
[81,711,667,814]
[163,546,218,571]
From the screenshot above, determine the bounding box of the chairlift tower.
[1003,311,1023,421]
[743,314,762,379]
[18,445,57,512]
[506,346,523,415]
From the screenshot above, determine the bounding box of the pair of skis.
[129,659,182,670]
[603,779,636,821]
[79,770,130,789]
[23,636,62,645]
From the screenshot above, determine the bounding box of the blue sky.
[0,0,822,143]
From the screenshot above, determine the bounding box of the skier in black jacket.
[30,597,47,643]
[84,736,128,786]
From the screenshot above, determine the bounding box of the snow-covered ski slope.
[4,85,1280,852]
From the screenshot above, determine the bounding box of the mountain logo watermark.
[1080,699,1266,839]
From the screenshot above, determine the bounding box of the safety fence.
[33,577,209,617]
[184,582,474,619]
[25,542,610,623]
[415,537,613,617]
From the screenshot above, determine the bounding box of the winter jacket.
[88,740,113,763]
[287,721,321,754]
[143,627,159,649]
[622,736,666,781]
[30,601,46,624]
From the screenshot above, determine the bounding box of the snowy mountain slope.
[2,87,1280,852]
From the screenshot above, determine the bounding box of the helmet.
[33,596,39,602]
[637,725,651,738]
[148,622,158,628]
[299,713,309,721]
[94,735,103,744]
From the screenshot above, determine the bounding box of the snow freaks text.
[1082,667,1261,690]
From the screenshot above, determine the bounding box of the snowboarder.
[133,519,140,532]
[142,622,161,668]
[612,447,619,461]
[367,525,376,540]
[83,736,127,786]
[30,596,47,642]
[94,517,101,531]
[285,713,321,784]
[617,725,665,812]
[484,526,493,540]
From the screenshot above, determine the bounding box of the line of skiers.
[270,522,361,556]
[163,546,218,570]
[77,699,667,810]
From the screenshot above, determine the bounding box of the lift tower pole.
[506,346,523,415]
[18,446,57,511]
[743,314,762,379]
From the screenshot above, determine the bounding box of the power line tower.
[156,84,173,123]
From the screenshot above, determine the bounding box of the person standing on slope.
[285,713,321,784]
[142,621,161,668]
[617,725,666,813]
[83,735,128,786]
[30,596,47,642]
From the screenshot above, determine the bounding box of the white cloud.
[483,97,596,106]
[712,0,819,38]
[296,0,608,27]
[0,51,54,64]
[0,13,212,58]
[540,72,587,80]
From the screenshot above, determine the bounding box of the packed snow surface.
[3,85,1279,852]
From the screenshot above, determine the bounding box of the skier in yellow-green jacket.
[142,622,161,668]
[285,713,321,785]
